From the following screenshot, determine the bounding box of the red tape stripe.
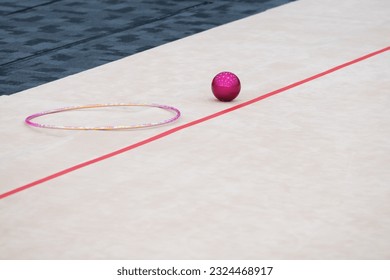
[1,46,389,200]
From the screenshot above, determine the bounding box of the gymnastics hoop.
[25,103,181,130]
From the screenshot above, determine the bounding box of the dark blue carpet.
[0,0,295,95]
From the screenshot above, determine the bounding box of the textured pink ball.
[211,71,241,102]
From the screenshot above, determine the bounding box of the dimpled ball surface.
[211,71,241,102]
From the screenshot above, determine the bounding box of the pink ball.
[211,71,241,102]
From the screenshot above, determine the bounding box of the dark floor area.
[0,0,295,95]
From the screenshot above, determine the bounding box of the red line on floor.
[1,46,389,200]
